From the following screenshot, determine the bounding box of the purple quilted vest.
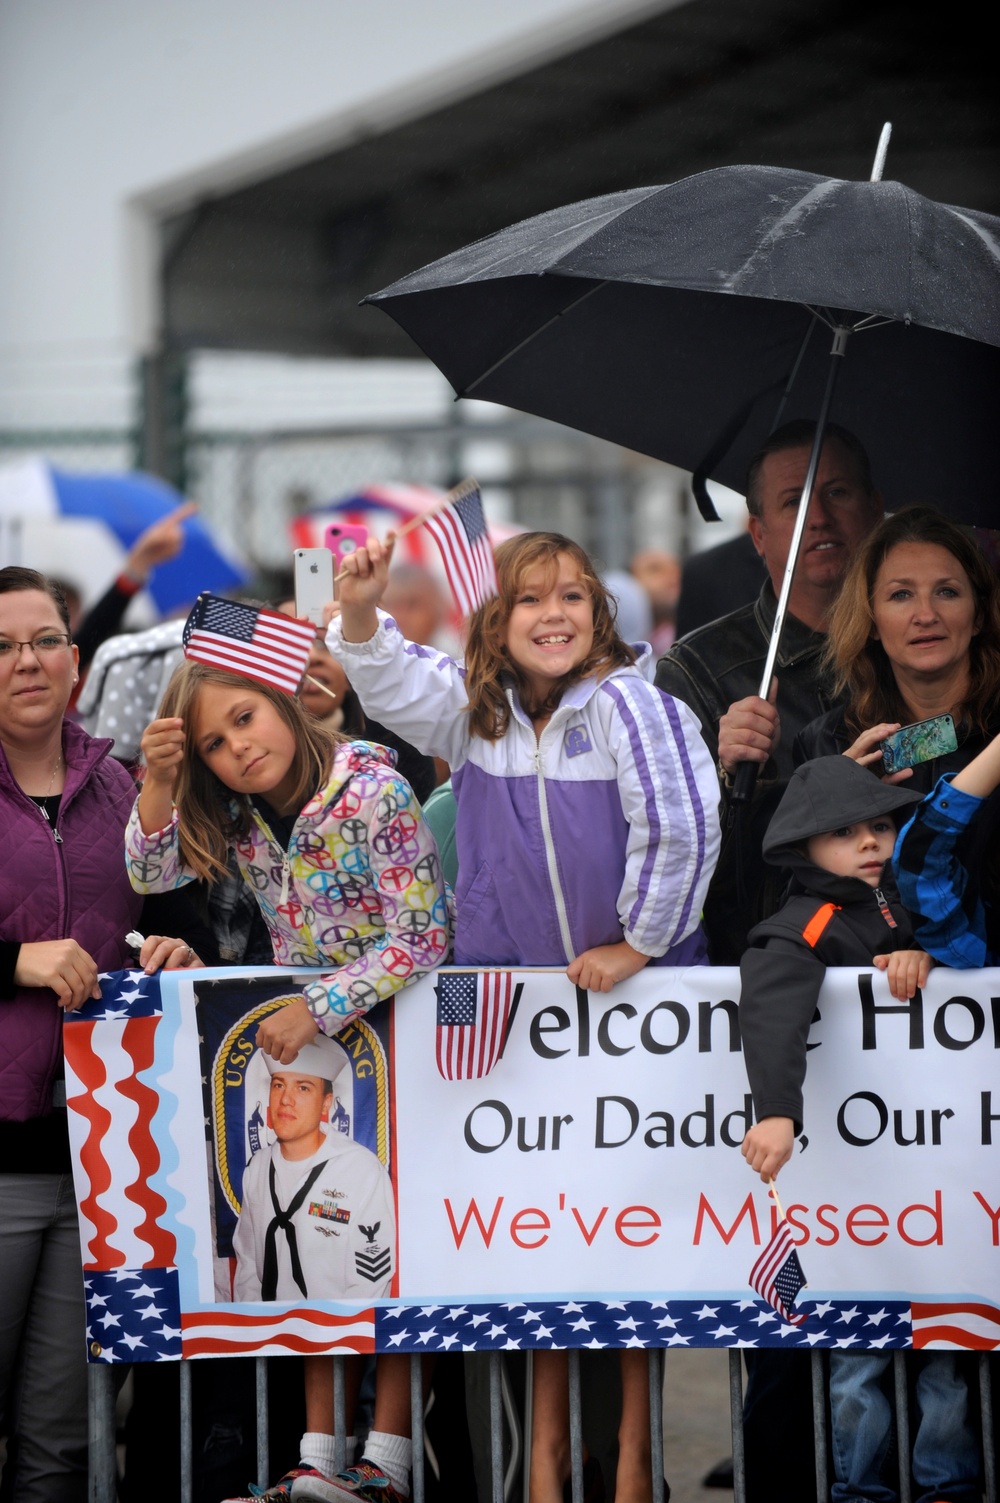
[0,721,142,1122]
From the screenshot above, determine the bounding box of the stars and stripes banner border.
[84,1267,376,1363]
[375,1298,917,1353]
[86,1281,1000,1362]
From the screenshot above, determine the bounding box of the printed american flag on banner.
[911,1300,1000,1350]
[64,972,177,1277]
[83,1273,376,1362]
[748,1218,808,1326]
[435,971,517,1080]
[85,1269,183,1362]
[183,593,315,694]
[182,1303,375,1358]
[422,480,499,617]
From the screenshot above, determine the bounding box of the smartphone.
[880,713,958,774]
[293,547,333,626]
[324,521,369,575]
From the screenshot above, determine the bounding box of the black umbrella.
[365,148,1000,527]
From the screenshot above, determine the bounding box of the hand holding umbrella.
[718,677,781,785]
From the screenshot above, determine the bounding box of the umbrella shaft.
[755,325,850,700]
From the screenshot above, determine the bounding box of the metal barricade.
[87,1348,997,1503]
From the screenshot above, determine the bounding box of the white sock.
[299,1432,356,1475]
[364,1430,412,1494]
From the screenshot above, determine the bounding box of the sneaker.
[222,1466,333,1501]
[290,1459,407,1502]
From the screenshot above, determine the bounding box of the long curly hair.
[155,660,340,882]
[825,507,1000,738]
[464,533,637,740]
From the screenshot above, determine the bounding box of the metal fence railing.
[86,1347,997,1503]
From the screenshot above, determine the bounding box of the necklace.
[36,753,64,844]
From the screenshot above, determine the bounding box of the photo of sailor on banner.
[194,974,395,1302]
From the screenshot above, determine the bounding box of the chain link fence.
[0,415,702,582]
[185,418,694,576]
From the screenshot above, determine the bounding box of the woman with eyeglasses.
[0,565,209,1501]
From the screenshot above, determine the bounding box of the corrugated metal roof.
[160,0,999,358]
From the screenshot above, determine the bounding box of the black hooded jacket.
[739,757,922,1133]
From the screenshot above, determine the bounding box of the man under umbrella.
[656,419,883,965]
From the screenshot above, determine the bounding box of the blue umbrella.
[50,467,247,613]
[0,458,247,614]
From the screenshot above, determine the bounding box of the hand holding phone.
[293,548,333,626]
[880,713,958,774]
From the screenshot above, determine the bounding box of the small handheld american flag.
[182,594,316,695]
[422,479,499,618]
[749,1215,808,1325]
[435,971,519,1080]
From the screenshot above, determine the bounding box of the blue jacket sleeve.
[893,774,995,968]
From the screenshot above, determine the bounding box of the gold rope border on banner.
[348,1016,389,1167]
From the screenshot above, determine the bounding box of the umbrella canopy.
[366,166,1000,525]
[0,458,247,613]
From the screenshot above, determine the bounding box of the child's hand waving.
[742,1117,794,1182]
[337,533,395,644]
[872,948,934,1000]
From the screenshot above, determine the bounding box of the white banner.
[65,964,1000,1360]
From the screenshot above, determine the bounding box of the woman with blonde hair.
[794,506,1000,788]
[794,507,1000,976]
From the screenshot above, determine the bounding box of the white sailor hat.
[260,1032,345,1084]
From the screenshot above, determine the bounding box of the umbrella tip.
[870,122,892,182]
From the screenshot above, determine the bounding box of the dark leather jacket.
[655,582,843,962]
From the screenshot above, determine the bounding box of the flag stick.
[333,477,479,582]
[768,1177,787,1222]
[304,674,337,701]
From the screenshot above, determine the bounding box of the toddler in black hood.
[739,754,927,1184]
[738,758,980,1503]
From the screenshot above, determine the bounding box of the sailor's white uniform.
[233,1130,395,1302]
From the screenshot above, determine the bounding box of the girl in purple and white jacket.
[335,531,719,990]
[334,529,720,1503]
